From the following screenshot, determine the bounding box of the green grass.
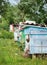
[0,39,47,65]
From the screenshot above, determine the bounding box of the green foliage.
[18,0,47,24]
[0,30,14,39]
[0,0,47,31]
[0,0,10,16]
[0,18,9,30]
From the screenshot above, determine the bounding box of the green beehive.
[20,30,25,43]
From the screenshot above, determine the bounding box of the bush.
[0,30,14,39]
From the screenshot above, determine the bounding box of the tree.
[0,0,15,30]
[18,0,47,24]
[0,0,10,16]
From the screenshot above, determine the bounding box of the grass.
[0,39,47,65]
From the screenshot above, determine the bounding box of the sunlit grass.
[0,39,47,65]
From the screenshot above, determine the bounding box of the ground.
[0,39,47,65]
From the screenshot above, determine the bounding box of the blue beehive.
[20,25,47,54]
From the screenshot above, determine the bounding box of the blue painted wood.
[29,35,47,54]
[24,26,47,34]
[23,26,47,54]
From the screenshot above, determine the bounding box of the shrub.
[0,30,14,39]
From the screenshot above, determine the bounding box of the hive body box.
[20,25,47,54]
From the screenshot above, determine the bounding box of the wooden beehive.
[20,25,47,54]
